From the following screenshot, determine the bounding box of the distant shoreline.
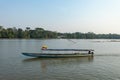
[0,26,120,39]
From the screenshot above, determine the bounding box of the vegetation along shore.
[0,26,120,39]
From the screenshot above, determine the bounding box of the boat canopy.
[42,49,94,51]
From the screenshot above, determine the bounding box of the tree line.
[62,32,120,39]
[0,26,57,39]
[0,26,120,39]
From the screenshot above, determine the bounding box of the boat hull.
[22,53,93,58]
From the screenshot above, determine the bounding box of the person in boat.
[41,45,47,50]
[88,50,94,56]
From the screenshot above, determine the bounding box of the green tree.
[35,28,44,38]
[12,27,18,38]
[0,26,3,38]
[24,27,30,38]
[7,28,15,38]
[17,28,23,38]
[1,28,8,38]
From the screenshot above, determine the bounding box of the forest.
[0,26,120,39]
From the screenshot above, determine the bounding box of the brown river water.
[0,39,120,80]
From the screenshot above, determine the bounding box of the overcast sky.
[0,0,120,34]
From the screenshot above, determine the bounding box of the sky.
[0,0,120,34]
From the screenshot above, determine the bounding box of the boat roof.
[43,49,94,51]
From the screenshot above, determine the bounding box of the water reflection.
[23,57,94,63]
[23,57,93,72]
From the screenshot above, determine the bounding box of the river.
[0,39,120,80]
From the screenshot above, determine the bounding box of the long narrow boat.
[22,49,94,58]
